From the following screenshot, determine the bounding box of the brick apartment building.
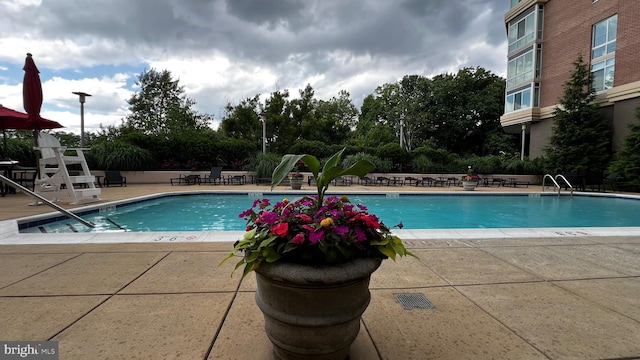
[500,0,640,159]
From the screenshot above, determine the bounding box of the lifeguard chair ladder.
[33,133,101,205]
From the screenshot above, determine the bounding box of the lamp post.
[521,123,526,160]
[261,114,266,154]
[72,92,91,147]
[399,114,405,149]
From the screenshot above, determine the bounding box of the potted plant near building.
[222,148,415,360]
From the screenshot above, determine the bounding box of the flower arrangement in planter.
[225,148,413,276]
[461,165,479,190]
[288,162,305,189]
[461,165,476,182]
[222,148,415,359]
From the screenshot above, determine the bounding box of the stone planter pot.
[462,181,477,191]
[290,177,304,190]
[255,257,382,360]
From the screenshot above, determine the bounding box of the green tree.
[124,69,212,136]
[310,90,358,145]
[219,95,262,142]
[428,67,506,155]
[609,106,640,188]
[292,84,317,141]
[544,56,612,175]
[352,95,396,148]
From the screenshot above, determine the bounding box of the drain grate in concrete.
[394,293,435,310]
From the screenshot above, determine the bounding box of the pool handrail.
[542,174,574,196]
[0,174,95,229]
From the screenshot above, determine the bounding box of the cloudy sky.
[0,0,509,134]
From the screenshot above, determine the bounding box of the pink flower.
[354,228,367,242]
[292,233,305,244]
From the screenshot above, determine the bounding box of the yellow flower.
[320,218,334,227]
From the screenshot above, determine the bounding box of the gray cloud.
[0,0,508,131]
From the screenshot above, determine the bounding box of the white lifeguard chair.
[33,133,101,205]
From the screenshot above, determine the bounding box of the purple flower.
[309,230,325,243]
[354,228,367,242]
[334,225,349,236]
[261,212,279,224]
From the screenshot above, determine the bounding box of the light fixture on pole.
[261,114,266,154]
[72,91,91,147]
[521,123,526,160]
[399,114,405,149]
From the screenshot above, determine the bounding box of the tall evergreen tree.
[544,56,612,175]
[608,106,640,189]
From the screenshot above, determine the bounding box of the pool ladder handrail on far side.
[0,174,95,229]
[542,174,574,196]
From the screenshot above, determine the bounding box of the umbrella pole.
[2,129,6,160]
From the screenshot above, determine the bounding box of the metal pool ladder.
[542,174,574,196]
[0,174,95,229]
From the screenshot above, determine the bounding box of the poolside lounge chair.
[332,176,353,186]
[170,174,201,185]
[227,174,246,185]
[104,171,127,187]
[404,177,420,186]
[376,176,392,186]
[203,167,223,185]
[603,172,619,192]
[360,176,377,186]
[422,177,447,187]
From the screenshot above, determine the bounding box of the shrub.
[249,152,282,179]
[87,141,154,171]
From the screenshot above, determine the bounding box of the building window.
[592,58,615,92]
[510,0,525,8]
[505,86,533,113]
[591,14,617,92]
[592,15,617,59]
[507,50,534,88]
[508,11,536,53]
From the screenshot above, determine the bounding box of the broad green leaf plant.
[223,148,415,277]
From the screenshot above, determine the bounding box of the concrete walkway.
[1,184,639,359]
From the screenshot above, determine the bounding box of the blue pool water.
[19,193,640,233]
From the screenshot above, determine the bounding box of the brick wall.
[539,0,639,108]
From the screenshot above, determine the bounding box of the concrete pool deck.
[1,184,640,359]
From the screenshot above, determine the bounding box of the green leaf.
[378,244,397,260]
[242,263,255,278]
[300,154,321,177]
[243,228,257,240]
[264,248,282,262]
[271,154,305,189]
[324,160,375,181]
[219,251,238,266]
[369,238,389,246]
[322,148,345,175]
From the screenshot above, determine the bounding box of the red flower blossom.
[270,223,288,237]
[292,233,305,244]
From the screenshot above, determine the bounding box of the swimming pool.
[17,192,640,233]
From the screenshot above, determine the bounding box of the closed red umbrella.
[23,53,45,130]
